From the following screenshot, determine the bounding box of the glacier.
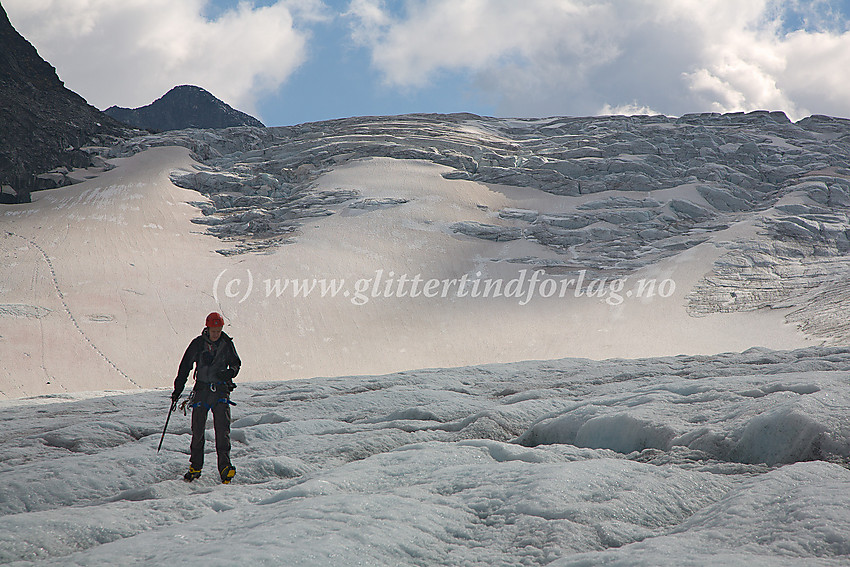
[2,346,850,565]
[3,110,850,565]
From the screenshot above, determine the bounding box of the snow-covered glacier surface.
[111,111,850,346]
[6,111,850,397]
[3,346,850,566]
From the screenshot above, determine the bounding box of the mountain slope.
[3,109,850,397]
[104,85,265,132]
[0,137,809,398]
[0,2,130,202]
[115,111,850,345]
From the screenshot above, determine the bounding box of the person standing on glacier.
[171,312,241,484]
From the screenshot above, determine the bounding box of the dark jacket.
[173,328,241,396]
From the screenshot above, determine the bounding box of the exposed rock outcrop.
[104,85,264,132]
[0,2,133,202]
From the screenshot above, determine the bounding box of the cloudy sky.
[5,0,850,126]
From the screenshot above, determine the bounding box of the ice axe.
[157,399,177,453]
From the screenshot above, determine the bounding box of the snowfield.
[2,346,850,565]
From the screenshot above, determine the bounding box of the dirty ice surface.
[2,346,850,565]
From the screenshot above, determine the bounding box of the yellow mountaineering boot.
[183,467,202,482]
[220,465,236,484]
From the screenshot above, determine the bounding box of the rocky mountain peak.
[0,2,132,203]
[104,85,265,132]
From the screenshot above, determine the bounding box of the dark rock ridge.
[104,85,265,132]
[0,2,133,203]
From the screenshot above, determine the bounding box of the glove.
[171,389,182,403]
[226,380,237,393]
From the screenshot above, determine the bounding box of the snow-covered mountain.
[4,3,850,564]
[4,110,850,565]
[118,111,850,343]
[4,110,849,397]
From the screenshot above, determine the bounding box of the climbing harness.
[182,383,237,412]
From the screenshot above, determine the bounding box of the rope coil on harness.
[179,391,195,415]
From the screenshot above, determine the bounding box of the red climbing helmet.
[205,312,225,328]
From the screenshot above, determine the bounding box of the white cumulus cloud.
[6,0,850,121]
[346,0,850,119]
[3,0,323,115]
